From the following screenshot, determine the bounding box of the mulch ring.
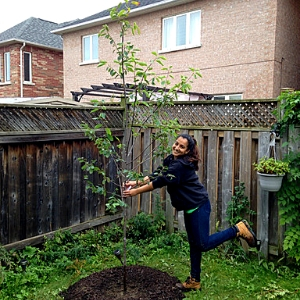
[60,265,186,300]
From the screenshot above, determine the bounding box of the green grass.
[1,221,300,299]
[27,246,300,300]
[140,247,300,299]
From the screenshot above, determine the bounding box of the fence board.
[85,142,96,220]
[257,132,270,257]
[250,139,258,231]
[0,145,8,245]
[91,145,102,219]
[217,134,223,226]
[207,131,218,233]
[140,129,151,213]
[123,128,133,218]
[59,142,72,228]
[221,131,234,229]
[72,141,82,224]
[25,144,38,238]
[8,146,22,242]
[132,129,141,216]
[19,147,27,240]
[193,130,204,183]
[40,143,54,233]
[240,132,252,200]
[151,131,166,217]
[80,141,89,223]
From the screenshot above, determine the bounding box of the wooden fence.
[0,99,283,258]
[128,128,282,258]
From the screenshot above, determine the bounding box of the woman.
[123,133,259,291]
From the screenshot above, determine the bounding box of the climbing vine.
[275,90,300,263]
[226,182,255,226]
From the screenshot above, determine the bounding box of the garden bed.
[61,265,185,299]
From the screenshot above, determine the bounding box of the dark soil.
[60,265,185,300]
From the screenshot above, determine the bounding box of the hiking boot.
[176,276,201,291]
[235,220,258,248]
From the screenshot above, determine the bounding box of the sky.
[0,0,123,33]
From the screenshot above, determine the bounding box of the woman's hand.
[122,179,154,198]
[124,180,137,189]
[122,187,139,198]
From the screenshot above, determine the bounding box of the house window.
[0,54,2,82]
[82,34,98,63]
[162,10,201,51]
[4,52,10,82]
[213,94,243,100]
[24,52,32,82]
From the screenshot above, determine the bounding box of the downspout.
[20,42,26,97]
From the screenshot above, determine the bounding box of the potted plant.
[253,157,290,192]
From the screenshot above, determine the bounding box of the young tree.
[79,0,201,291]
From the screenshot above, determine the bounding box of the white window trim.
[213,94,243,100]
[79,60,99,66]
[24,52,32,83]
[161,10,201,53]
[82,34,99,64]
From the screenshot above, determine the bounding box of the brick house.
[53,0,300,101]
[0,17,63,98]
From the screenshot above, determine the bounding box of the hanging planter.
[253,157,290,192]
[257,172,285,192]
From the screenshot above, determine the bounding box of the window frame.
[212,94,243,100]
[0,54,2,82]
[4,52,10,82]
[82,34,99,64]
[162,10,201,52]
[24,52,32,83]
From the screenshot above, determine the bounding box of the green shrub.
[226,182,256,226]
[127,212,158,242]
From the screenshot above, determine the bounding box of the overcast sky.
[0,0,123,33]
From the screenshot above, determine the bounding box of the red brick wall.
[62,0,300,100]
[0,43,63,98]
[0,44,21,97]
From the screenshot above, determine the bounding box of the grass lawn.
[140,247,300,299]
[29,239,300,299]
[1,223,299,299]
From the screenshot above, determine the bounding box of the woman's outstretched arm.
[124,176,151,189]
[123,181,154,198]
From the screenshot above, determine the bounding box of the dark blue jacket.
[150,154,209,211]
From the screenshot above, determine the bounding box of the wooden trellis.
[130,100,277,129]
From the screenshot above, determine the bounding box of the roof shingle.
[55,0,165,29]
[0,17,63,49]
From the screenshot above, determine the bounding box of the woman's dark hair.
[176,133,201,171]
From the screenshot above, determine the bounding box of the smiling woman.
[123,133,260,291]
[172,136,190,157]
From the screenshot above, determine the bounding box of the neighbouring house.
[52,0,300,102]
[0,17,63,99]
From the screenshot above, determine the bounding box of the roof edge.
[53,0,194,35]
[0,38,63,51]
